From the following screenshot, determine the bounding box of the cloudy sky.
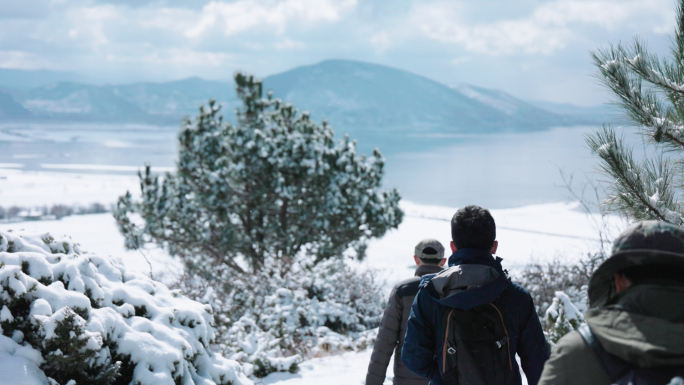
[0,0,677,105]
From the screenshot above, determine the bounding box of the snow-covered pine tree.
[41,308,120,385]
[113,72,396,377]
[588,0,684,223]
[114,72,403,273]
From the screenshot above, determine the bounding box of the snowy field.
[0,169,628,384]
[0,200,625,289]
[257,349,382,385]
[0,168,149,207]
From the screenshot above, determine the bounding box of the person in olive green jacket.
[538,220,684,385]
[365,239,446,385]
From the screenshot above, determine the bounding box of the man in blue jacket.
[402,205,550,385]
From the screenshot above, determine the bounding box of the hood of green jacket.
[585,284,684,367]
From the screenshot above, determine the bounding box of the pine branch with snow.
[589,0,684,223]
[586,126,683,224]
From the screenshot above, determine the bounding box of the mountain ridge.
[263,59,573,135]
[0,60,610,139]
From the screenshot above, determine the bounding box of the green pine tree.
[41,308,119,385]
[114,72,403,273]
[588,0,684,224]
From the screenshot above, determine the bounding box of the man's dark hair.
[451,205,496,251]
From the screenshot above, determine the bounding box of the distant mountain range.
[0,77,238,125]
[263,61,611,135]
[0,60,618,149]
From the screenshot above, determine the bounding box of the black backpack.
[440,302,516,385]
[578,324,684,385]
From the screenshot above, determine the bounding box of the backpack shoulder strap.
[578,324,633,382]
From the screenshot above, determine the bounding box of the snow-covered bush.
[177,255,385,378]
[516,253,602,346]
[39,308,120,384]
[516,253,602,317]
[0,229,252,385]
[544,291,585,346]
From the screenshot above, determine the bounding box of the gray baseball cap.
[414,238,446,259]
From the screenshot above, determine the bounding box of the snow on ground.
[255,349,529,385]
[0,168,140,207]
[0,200,626,291]
[0,167,627,280]
[257,349,386,385]
[0,169,629,384]
[359,200,626,287]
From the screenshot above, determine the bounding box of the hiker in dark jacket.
[402,205,550,385]
[366,239,446,385]
[538,220,684,385]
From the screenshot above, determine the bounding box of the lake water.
[0,122,177,173]
[383,126,604,209]
[0,123,628,209]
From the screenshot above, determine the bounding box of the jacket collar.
[448,248,504,273]
[415,264,444,277]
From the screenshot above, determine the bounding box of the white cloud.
[533,0,672,30]
[185,0,358,38]
[65,5,119,49]
[412,0,672,55]
[0,0,676,105]
[138,7,197,31]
